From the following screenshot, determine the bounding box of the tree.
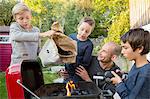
[92,0,129,54]
[0,0,16,26]
[104,10,130,44]
[91,0,129,40]
[24,0,69,32]
[24,0,52,31]
[63,0,93,35]
[0,0,129,40]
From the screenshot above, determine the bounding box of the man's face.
[15,11,32,29]
[77,22,92,41]
[121,42,138,61]
[97,44,112,63]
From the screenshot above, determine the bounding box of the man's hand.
[58,68,69,79]
[75,65,92,82]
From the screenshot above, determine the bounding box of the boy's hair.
[121,28,150,55]
[78,16,95,31]
[12,3,31,19]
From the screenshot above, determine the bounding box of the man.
[76,42,121,94]
[60,42,121,96]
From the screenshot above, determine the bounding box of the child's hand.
[58,68,69,79]
[44,30,56,37]
[111,71,122,84]
[40,30,56,37]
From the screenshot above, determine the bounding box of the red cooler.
[0,26,12,71]
[5,63,25,98]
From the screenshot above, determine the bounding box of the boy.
[111,28,150,99]
[10,3,55,65]
[65,16,95,82]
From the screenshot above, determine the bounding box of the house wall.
[130,0,150,62]
[130,0,150,28]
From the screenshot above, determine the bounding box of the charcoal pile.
[35,83,90,97]
[34,82,102,99]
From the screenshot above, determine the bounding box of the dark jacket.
[116,63,150,99]
[88,56,120,95]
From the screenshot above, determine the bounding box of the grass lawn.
[43,68,59,84]
[0,72,7,99]
[0,68,59,99]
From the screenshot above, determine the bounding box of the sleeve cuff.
[116,82,126,94]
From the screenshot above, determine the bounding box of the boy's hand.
[40,30,56,37]
[111,71,122,84]
[75,65,92,82]
[45,30,56,37]
[58,68,69,79]
[45,30,56,36]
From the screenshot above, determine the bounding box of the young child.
[65,16,95,82]
[10,3,55,65]
[111,28,150,99]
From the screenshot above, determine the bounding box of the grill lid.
[21,60,44,99]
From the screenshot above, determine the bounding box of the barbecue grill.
[6,60,107,99]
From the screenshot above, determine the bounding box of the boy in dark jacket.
[111,28,150,99]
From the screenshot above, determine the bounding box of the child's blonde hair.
[12,3,31,19]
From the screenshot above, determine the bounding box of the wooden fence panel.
[130,0,150,28]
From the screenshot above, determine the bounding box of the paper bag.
[39,38,60,66]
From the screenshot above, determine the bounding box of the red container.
[5,63,25,99]
[0,26,11,71]
[5,60,44,99]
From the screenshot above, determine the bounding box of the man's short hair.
[108,42,121,56]
[121,28,150,55]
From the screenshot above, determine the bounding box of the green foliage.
[24,0,53,31]
[63,0,109,37]
[24,0,96,36]
[91,0,129,38]
[43,70,59,84]
[103,0,130,44]
[63,3,87,35]
[92,0,129,54]
[0,0,16,26]
[104,10,130,44]
[0,0,129,40]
